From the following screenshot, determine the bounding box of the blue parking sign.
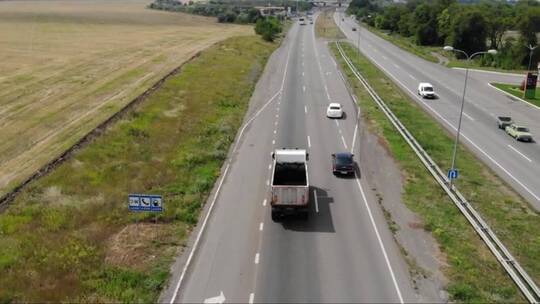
[447,169,458,180]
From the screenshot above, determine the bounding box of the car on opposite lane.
[326,103,344,119]
[497,116,513,129]
[505,124,533,142]
[418,82,436,99]
[332,152,355,176]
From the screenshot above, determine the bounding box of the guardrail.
[335,41,540,304]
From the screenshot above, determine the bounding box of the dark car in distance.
[332,152,355,176]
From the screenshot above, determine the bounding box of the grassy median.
[331,41,539,302]
[492,82,540,108]
[0,35,277,302]
[316,8,345,39]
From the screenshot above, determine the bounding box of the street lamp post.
[357,24,360,61]
[443,46,497,188]
[526,44,538,72]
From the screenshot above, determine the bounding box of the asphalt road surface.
[335,11,540,210]
[160,15,427,303]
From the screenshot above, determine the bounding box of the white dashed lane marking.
[508,145,533,162]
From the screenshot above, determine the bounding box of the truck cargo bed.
[272,163,307,186]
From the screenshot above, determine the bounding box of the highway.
[160,15,433,303]
[335,11,540,210]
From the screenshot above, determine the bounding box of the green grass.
[0,35,278,302]
[446,60,526,74]
[315,9,345,39]
[492,82,540,108]
[331,41,539,302]
[362,25,439,63]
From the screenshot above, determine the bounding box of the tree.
[450,10,488,57]
[480,2,513,50]
[517,8,540,67]
[397,12,413,37]
[347,0,378,18]
[413,4,440,45]
[255,17,282,42]
[380,5,407,33]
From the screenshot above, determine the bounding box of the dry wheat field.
[0,0,250,196]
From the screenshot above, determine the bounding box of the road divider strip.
[336,41,540,304]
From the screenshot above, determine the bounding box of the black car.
[332,152,355,176]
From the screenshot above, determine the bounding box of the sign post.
[524,72,538,99]
[447,169,458,181]
[128,194,163,219]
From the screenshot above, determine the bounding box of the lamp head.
[487,49,497,55]
[443,46,454,51]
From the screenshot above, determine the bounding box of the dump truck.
[270,149,309,221]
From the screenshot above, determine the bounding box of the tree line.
[149,0,288,42]
[149,0,311,24]
[348,0,540,70]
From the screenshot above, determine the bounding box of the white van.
[418,82,435,99]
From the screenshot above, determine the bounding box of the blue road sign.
[447,169,458,180]
[128,194,162,212]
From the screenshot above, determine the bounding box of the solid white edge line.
[313,189,319,213]
[354,177,404,304]
[487,83,540,111]
[452,67,524,77]
[507,145,533,162]
[352,43,540,202]
[169,163,230,303]
[311,20,332,102]
[169,85,284,303]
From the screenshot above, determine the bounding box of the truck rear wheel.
[271,210,280,222]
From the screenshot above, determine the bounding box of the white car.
[326,103,343,118]
[418,82,435,99]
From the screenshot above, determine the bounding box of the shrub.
[254,17,282,42]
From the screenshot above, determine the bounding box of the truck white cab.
[270,149,309,221]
